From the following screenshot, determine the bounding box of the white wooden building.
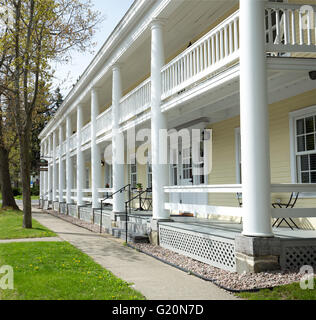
[39,0,316,273]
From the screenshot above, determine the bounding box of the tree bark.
[19,125,32,229]
[0,146,19,210]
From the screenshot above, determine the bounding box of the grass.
[14,195,39,201]
[237,279,316,300]
[0,242,145,300]
[0,208,56,240]
[0,192,39,201]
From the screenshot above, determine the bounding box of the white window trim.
[129,154,137,189]
[235,127,241,184]
[289,105,316,198]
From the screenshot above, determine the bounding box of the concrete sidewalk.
[32,208,238,300]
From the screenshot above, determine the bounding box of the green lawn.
[0,208,56,240]
[0,242,145,300]
[237,279,316,300]
[0,192,39,201]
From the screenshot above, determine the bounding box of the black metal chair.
[272,192,300,230]
[236,193,243,224]
[141,188,153,211]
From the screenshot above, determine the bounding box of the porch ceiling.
[165,58,316,129]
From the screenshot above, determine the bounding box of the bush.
[31,186,40,196]
[12,188,22,197]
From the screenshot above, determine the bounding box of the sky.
[52,0,135,96]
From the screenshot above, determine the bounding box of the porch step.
[111,228,149,244]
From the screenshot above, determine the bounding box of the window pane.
[297,119,305,135]
[311,172,316,184]
[301,155,309,171]
[301,172,310,183]
[297,136,305,152]
[306,134,315,151]
[305,117,315,134]
[310,154,316,171]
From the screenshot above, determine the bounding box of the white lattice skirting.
[281,240,316,270]
[159,224,236,272]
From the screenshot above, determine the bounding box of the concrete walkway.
[32,209,238,300]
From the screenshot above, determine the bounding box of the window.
[290,106,316,185]
[104,164,112,188]
[129,156,137,189]
[85,167,90,189]
[295,115,316,183]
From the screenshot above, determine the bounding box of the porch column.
[44,140,48,200]
[91,88,101,209]
[40,143,44,201]
[59,125,64,203]
[77,104,84,206]
[52,131,57,202]
[112,65,125,214]
[151,19,169,221]
[47,136,52,202]
[240,0,273,237]
[66,116,73,204]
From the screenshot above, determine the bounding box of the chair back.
[236,193,243,207]
[287,192,300,208]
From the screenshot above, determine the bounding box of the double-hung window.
[291,106,316,185]
[129,155,137,189]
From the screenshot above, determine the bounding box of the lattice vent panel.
[159,225,236,272]
[68,205,77,218]
[282,245,316,270]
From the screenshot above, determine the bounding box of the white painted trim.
[235,127,241,184]
[165,203,242,218]
[272,208,316,219]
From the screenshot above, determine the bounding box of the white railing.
[61,141,67,156]
[56,145,60,155]
[119,78,151,124]
[69,133,77,152]
[81,123,91,145]
[161,10,240,100]
[164,184,316,219]
[83,189,92,203]
[96,107,112,136]
[265,2,316,53]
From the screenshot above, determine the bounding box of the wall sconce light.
[101,160,105,167]
[309,71,316,80]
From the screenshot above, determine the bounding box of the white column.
[40,143,44,201]
[52,131,57,202]
[151,19,169,220]
[112,65,125,213]
[77,104,85,206]
[59,125,64,203]
[48,135,53,202]
[44,140,48,200]
[91,88,101,209]
[240,0,273,237]
[66,116,73,204]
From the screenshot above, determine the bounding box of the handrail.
[124,188,150,243]
[100,184,131,233]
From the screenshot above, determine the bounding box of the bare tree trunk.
[19,127,32,228]
[0,146,19,210]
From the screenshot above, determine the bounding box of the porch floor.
[160,218,316,240]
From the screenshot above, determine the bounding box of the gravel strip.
[133,243,313,291]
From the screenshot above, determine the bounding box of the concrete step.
[111,228,149,244]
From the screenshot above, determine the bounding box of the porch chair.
[140,188,153,212]
[272,192,300,230]
[236,193,243,224]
